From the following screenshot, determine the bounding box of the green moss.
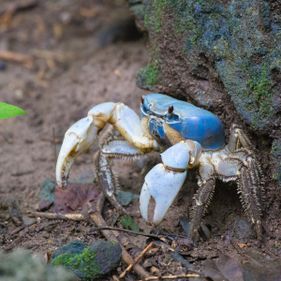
[144,0,170,32]
[119,215,139,232]
[138,62,159,86]
[247,64,273,118]
[51,247,101,281]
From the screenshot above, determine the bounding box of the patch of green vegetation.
[144,0,171,32]
[119,215,139,232]
[138,62,159,86]
[247,64,273,118]
[0,102,26,119]
[51,247,101,281]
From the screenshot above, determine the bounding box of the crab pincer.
[56,102,158,187]
[140,140,202,223]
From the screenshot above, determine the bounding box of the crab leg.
[238,157,263,240]
[139,140,202,224]
[56,102,158,187]
[188,178,216,240]
[95,140,144,211]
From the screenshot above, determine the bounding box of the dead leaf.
[202,250,281,281]
[53,183,100,214]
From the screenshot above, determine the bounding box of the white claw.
[56,117,98,187]
[140,164,187,223]
[139,140,202,224]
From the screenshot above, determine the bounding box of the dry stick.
[119,242,154,279]
[90,193,150,279]
[30,211,174,240]
[0,50,33,68]
[139,273,201,280]
[30,211,84,221]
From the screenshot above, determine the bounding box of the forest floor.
[0,1,280,281]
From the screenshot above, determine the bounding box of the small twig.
[90,193,149,279]
[119,242,154,279]
[90,226,170,240]
[138,273,202,280]
[30,211,181,240]
[30,211,84,221]
[0,50,33,68]
[9,219,37,235]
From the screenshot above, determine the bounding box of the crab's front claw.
[56,101,158,188]
[139,164,187,223]
[56,116,98,187]
[140,141,201,224]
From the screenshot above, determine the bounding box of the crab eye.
[141,96,145,104]
[168,105,174,114]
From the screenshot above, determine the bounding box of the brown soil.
[0,1,280,280]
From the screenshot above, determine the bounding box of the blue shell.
[140,93,225,150]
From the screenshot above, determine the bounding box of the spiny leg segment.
[188,124,264,241]
[95,139,146,213]
[238,156,263,240]
[229,124,264,240]
[188,177,216,241]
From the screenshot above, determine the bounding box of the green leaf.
[0,102,26,119]
[119,215,140,232]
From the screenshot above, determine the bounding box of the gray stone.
[0,249,76,281]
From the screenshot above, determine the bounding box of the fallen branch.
[119,242,154,279]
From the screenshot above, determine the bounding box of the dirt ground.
[0,1,281,281]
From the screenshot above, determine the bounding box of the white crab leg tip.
[139,164,187,224]
[56,117,97,186]
[56,132,79,186]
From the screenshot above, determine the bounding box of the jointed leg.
[238,156,263,240]
[228,124,253,152]
[188,178,216,241]
[228,124,264,239]
[95,139,146,213]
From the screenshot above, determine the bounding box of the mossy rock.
[130,0,281,185]
[51,240,122,281]
[132,0,281,132]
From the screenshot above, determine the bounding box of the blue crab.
[56,93,263,240]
